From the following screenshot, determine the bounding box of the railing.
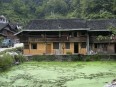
[28,35,68,42]
[69,36,87,42]
[20,35,87,42]
[90,36,116,43]
[20,37,28,42]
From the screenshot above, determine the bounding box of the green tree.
[0,0,116,24]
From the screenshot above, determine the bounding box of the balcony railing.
[20,35,87,42]
[90,36,116,43]
[69,36,87,42]
[28,35,68,42]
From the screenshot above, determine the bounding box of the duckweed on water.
[0,61,116,87]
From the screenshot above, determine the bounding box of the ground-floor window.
[94,43,108,52]
[53,42,59,49]
[65,42,70,49]
[31,43,37,49]
[94,44,107,50]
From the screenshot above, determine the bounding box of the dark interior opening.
[74,42,78,53]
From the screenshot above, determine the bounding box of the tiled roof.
[9,23,18,32]
[25,19,116,31]
[0,23,19,32]
[87,19,116,31]
[0,33,6,37]
[25,19,87,30]
[0,23,8,30]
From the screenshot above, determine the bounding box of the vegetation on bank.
[0,48,116,70]
[0,53,26,70]
[30,54,116,62]
[0,0,116,25]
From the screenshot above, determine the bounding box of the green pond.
[0,61,116,87]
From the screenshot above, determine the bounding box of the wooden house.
[16,19,116,55]
[0,15,19,40]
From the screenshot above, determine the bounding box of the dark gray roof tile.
[0,23,8,30]
[25,19,87,30]
[87,19,116,31]
[25,19,116,31]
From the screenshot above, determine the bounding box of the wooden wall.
[23,42,87,55]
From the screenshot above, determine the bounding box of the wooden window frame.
[65,42,70,49]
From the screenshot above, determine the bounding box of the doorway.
[74,43,79,53]
[46,44,51,54]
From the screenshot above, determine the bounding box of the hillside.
[0,0,116,25]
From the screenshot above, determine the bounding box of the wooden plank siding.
[23,42,87,55]
[20,35,87,42]
[90,36,116,43]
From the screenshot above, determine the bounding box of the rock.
[15,62,20,65]
[104,79,116,87]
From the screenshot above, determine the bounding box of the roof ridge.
[87,19,116,21]
[31,18,85,21]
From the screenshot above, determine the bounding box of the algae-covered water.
[0,61,116,87]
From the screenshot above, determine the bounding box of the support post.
[87,31,89,55]
[59,31,61,54]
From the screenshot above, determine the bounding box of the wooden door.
[46,44,51,54]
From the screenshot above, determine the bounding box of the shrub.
[32,55,55,61]
[84,54,102,61]
[0,54,14,70]
[91,54,101,61]
[71,55,84,61]
[14,54,27,63]
[28,54,116,62]
[31,55,84,61]
[66,51,72,55]
[84,55,92,61]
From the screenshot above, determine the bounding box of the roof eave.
[15,28,90,36]
[89,29,109,31]
[24,28,90,31]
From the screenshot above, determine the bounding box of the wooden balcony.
[28,37,68,42]
[90,36,116,43]
[20,35,87,42]
[20,37,28,42]
[28,35,68,42]
[69,36,87,42]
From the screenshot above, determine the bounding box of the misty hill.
[0,0,116,25]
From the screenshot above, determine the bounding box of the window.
[94,44,97,48]
[81,43,86,48]
[65,42,70,49]
[24,43,29,49]
[31,43,37,49]
[53,42,59,49]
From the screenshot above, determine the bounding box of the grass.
[0,61,116,87]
